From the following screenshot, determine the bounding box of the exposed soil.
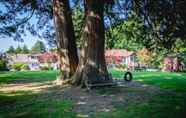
[61,81,164,117]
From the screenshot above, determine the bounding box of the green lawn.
[0,71,76,118]
[1,70,186,91]
[0,70,58,84]
[0,70,186,118]
[93,93,186,118]
[110,69,186,92]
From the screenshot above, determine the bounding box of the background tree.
[137,48,154,67]
[31,40,46,53]
[0,53,8,71]
[72,5,84,48]
[132,0,186,50]
[105,13,144,50]
[22,45,30,54]
[6,46,15,54]
[15,46,23,54]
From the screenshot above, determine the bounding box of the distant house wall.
[37,52,59,70]
[7,52,59,71]
[105,49,139,69]
[7,54,41,70]
[163,56,184,72]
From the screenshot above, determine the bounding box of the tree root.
[53,75,73,86]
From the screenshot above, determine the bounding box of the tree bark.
[73,0,111,86]
[53,0,78,81]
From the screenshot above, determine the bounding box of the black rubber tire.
[124,71,133,82]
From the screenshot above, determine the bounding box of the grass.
[109,69,186,92]
[0,95,76,118]
[93,90,186,118]
[0,70,186,118]
[0,70,58,84]
[0,70,76,118]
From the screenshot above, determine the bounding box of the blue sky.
[0,3,48,52]
[0,33,48,52]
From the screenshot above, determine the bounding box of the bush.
[40,66,52,70]
[116,64,127,70]
[21,64,30,71]
[0,59,7,71]
[11,63,25,71]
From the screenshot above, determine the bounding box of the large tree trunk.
[53,0,78,81]
[73,0,111,86]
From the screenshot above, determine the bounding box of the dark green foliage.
[31,40,46,53]
[0,59,7,71]
[15,46,23,54]
[40,66,53,71]
[0,53,8,71]
[22,45,30,54]
[132,0,186,50]
[72,6,84,48]
[7,45,30,54]
[105,14,144,50]
[6,46,15,54]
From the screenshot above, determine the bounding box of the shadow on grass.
[92,92,186,118]
[96,86,145,95]
[0,83,76,118]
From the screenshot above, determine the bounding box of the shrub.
[0,59,7,71]
[40,66,52,70]
[11,63,25,71]
[21,64,30,71]
[116,64,127,70]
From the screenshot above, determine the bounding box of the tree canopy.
[15,46,23,54]
[132,0,186,50]
[1,0,186,50]
[22,45,30,54]
[6,46,15,54]
[31,40,46,53]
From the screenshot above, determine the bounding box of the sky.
[0,35,48,52]
[0,3,48,52]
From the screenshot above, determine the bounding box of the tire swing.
[123,71,133,82]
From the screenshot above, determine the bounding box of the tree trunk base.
[72,65,113,88]
[53,75,72,86]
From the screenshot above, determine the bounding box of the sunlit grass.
[109,69,186,92]
[0,70,58,84]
